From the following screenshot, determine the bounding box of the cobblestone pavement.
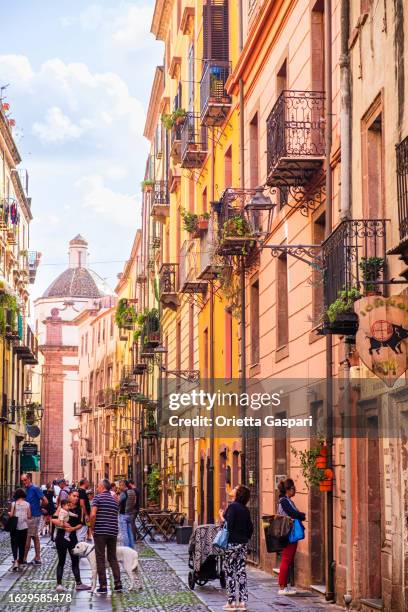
[0,533,209,611]
[0,532,345,611]
[150,540,344,612]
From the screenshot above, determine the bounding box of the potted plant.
[291,438,327,489]
[324,287,361,335]
[196,212,210,231]
[161,113,174,130]
[222,215,252,239]
[359,256,384,294]
[180,208,199,234]
[0,293,18,336]
[141,179,155,192]
[173,108,187,125]
[115,298,138,330]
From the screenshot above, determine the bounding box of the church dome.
[42,267,105,299]
[42,235,106,299]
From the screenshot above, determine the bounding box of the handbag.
[3,503,18,533]
[288,518,305,543]
[263,515,293,553]
[213,521,229,551]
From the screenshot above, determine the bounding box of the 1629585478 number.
[7,593,72,604]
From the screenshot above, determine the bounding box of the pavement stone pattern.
[149,540,344,612]
[0,532,209,612]
[0,532,343,611]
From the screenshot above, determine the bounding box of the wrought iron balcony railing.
[28,251,41,284]
[136,256,147,283]
[105,388,119,408]
[151,181,170,219]
[170,122,183,164]
[216,191,259,257]
[13,324,38,365]
[266,90,325,188]
[396,136,408,241]
[197,216,222,279]
[179,241,208,293]
[200,60,231,127]
[322,219,387,308]
[96,389,105,407]
[79,397,91,413]
[159,263,180,310]
[180,113,208,169]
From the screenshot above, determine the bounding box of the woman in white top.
[8,488,31,571]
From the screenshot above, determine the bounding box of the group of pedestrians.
[4,474,141,594]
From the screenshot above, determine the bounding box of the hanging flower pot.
[319,468,334,492]
[315,451,327,470]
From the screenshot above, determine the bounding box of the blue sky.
[0,1,163,298]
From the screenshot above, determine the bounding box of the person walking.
[56,479,69,508]
[21,473,48,565]
[118,480,135,549]
[219,485,253,611]
[52,490,91,593]
[128,479,140,541]
[8,488,31,571]
[277,478,306,596]
[40,483,56,538]
[77,478,91,542]
[90,479,122,594]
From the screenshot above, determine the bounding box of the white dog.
[72,541,140,592]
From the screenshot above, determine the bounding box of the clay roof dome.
[42,235,106,299]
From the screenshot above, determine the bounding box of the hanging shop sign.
[21,442,38,456]
[355,295,408,387]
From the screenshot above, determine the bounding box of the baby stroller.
[188,524,226,590]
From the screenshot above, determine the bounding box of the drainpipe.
[339,0,353,607]
[324,0,335,602]
[207,127,216,524]
[238,0,247,486]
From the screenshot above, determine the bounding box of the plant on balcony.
[161,108,187,130]
[359,256,384,294]
[222,215,252,239]
[147,463,160,504]
[326,287,361,324]
[115,298,138,330]
[291,438,326,489]
[141,179,155,192]
[134,308,160,347]
[180,209,210,235]
[145,409,157,433]
[0,293,18,336]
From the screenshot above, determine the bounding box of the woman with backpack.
[8,488,31,571]
[277,478,306,596]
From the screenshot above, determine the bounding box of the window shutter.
[203,0,229,62]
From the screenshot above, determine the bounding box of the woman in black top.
[219,485,253,611]
[51,490,90,593]
[277,478,306,595]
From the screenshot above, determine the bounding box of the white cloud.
[32,107,91,144]
[80,4,104,30]
[76,174,139,227]
[111,5,155,50]
[0,54,146,146]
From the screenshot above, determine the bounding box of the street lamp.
[23,388,33,404]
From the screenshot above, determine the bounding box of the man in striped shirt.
[90,479,122,593]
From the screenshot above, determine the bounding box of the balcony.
[74,402,82,417]
[200,60,231,127]
[179,241,208,293]
[120,366,139,392]
[96,389,105,407]
[170,122,183,164]
[151,181,170,219]
[28,251,41,284]
[13,324,38,365]
[216,195,257,257]
[320,219,387,335]
[136,257,147,283]
[266,90,325,188]
[105,388,119,408]
[197,216,222,279]
[180,113,208,169]
[151,221,161,250]
[159,263,180,310]
[79,397,91,414]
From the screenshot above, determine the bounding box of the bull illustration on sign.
[355,296,408,387]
